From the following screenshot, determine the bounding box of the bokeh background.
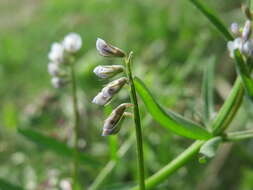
[1,0,253,189]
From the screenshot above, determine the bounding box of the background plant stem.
[70,63,80,190]
[125,52,146,190]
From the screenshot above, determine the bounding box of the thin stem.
[226,129,253,141]
[70,63,81,189]
[125,52,146,190]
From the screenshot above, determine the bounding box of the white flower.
[96,38,125,57]
[48,42,65,63]
[230,22,240,35]
[92,92,112,106]
[51,77,65,88]
[59,179,72,190]
[93,65,124,79]
[242,39,253,56]
[48,62,60,76]
[63,33,82,53]
[227,38,243,58]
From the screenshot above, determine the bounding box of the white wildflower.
[92,92,112,106]
[242,39,253,56]
[96,38,125,57]
[93,65,124,79]
[48,62,60,76]
[48,42,65,63]
[51,77,65,88]
[101,77,128,97]
[227,38,243,58]
[63,33,82,53]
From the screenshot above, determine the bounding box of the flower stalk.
[70,61,81,189]
[125,52,146,190]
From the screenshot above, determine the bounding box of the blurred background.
[1,0,253,189]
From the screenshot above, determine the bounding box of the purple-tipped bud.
[102,103,133,136]
[51,77,67,88]
[96,38,126,57]
[92,92,112,106]
[101,77,128,97]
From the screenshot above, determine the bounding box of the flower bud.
[96,38,126,57]
[101,77,128,97]
[242,39,253,56]
[227,38,243,58]
[92,92,112,106]
[48,42,65,63]
[230,22,240,35]
[63,32,82,53]
[242,20,252,41]
[51,77,66,88]
[102,103,133,136]
[48,62,60,76]
[93,65,124,79]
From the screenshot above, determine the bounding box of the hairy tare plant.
[45,1,253,190]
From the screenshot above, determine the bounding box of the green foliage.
[18,128,100,168]
[134,77,212,140]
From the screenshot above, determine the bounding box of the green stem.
[131,140,204,190]
[125,52,146,190]
[226,129,253,141]
[70,64,80,189]
[211,78,244,135]
[131,76,244,190]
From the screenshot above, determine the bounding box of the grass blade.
[18,128,100,168]
[202,56,216,123]
[234,50,253,100]
[134,77,212,140]
[188,0,233,41]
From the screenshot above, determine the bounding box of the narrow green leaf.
[202,56,216,123]
[234,50,253,100]
[0,178,24,190]
[18,128,100,168]
[134,77,212,140]
[188,0,233,41]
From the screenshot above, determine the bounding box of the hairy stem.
[125,52,146,190]
[70,63,81,189]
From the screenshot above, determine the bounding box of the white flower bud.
[230,22,240,35]
[242,20,252,41]
[227,37,243,58]
[101,77,128,97]
[63,33,82,53]
[48,62,60,76]
[102,103,133,136]
[51,77,66,88]
[92,92,112,106]
[48,42,65,63]
[96,38,125,57]
[59,179,72,190]
[93,65,124,79]
[242,39,253,56]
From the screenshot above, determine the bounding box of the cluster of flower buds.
[93,38,132,136]
[227,7,253,58]
[48,33,83,88]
